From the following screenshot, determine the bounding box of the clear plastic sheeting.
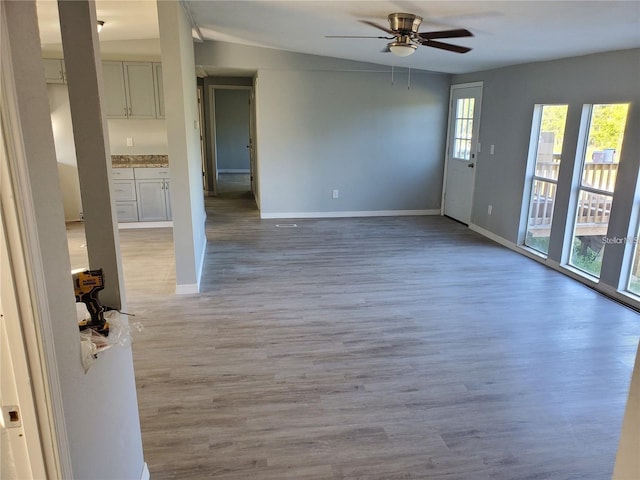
[78,306,143,372]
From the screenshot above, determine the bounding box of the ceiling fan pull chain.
[408,66,411,90]
[391,64,394,85]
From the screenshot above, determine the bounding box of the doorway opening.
[206,82,257,207]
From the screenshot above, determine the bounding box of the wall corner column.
[58,0,125,309]
[157,0,207,294]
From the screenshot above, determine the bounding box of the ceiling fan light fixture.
[389,42,417,57]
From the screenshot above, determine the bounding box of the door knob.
[467,163,475,168]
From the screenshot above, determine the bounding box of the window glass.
[524,105,568,255]
[569,103,629,277]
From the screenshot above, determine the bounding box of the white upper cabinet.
[102,61,128,118]
[102,61,158,119]
[43,58,66,84]
[123,62,156,119]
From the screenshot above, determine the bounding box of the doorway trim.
[441,81,483,224]
[0,13,71,476]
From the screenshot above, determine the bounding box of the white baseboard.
[468,223,517,250]
[196,233,207,292]
[175,283,199,295]
[118,221,173,229]
[140,463,150,480]
[261,209,440,219]
[219,169,250,174]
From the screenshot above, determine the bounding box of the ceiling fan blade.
[420,39,471,54]
[360,20,395,35]
[418,28,474,40]
[325,35,393,39]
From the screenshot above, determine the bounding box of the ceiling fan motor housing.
[388,13,423,34]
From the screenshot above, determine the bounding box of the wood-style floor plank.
[67,174,640,479]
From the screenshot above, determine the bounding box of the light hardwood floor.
[68,174,640,479]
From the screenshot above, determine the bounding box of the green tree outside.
[539,103,629,158]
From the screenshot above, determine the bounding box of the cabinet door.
[153,63,165,119]
[124,62,156,119]
[43,58,65,84]
[102,61,128,118]
[112,180,137,201]
[115,202,139,222]
[136,179,167,221]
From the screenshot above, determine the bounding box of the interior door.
[214,89,251,176]
[443,83,483,224]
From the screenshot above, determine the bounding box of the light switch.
[490,144,495,155]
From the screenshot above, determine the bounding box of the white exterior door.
[443,83,483,224]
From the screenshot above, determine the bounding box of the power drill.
[72,269,110,336]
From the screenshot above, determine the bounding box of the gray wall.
[452,49,640,245]
[214,89,251,172]
[196,41,451,217]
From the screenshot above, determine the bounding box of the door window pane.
[453,97,475,160]
[569,103,630,277]
[524,105,568,255]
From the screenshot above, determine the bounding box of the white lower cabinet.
[135,168,171,221]
[112,167,170,222]
[112,169,138,222]
[115,201,139,222]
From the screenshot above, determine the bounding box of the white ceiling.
[37,0,640,74]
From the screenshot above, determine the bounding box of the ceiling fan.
[327,13,473,57]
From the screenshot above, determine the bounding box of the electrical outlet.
[488,205,493,215]
[1,405,21,428]
[332,189,339,199]
[126,137,134,147]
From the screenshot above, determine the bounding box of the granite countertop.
[112,155,169,168]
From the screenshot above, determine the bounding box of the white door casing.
[443,82,483,224]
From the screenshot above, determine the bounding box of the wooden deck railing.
[528,162,618,237]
